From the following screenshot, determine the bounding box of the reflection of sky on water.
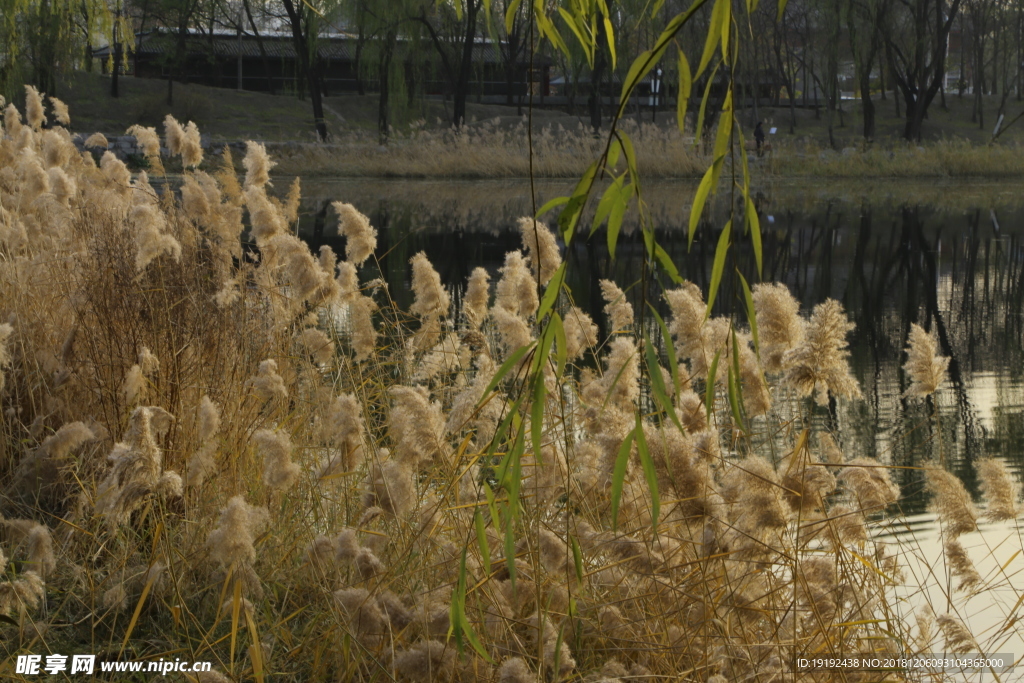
[296,178,1024,668]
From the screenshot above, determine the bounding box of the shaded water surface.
[296,178,1024,517]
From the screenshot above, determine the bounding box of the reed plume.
[518,216,560,285]
[752,282,804,373]
[256,428,300,491]
[783,298,862,405]
[600,279,633,333]
[903,323,949,398]
[333,202,377,266]
[83,132,108,149]
[926,466,978,537]
[48,96,70,126]
[463,267,491,330]
[976,457,1020,521]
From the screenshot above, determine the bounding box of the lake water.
[294,178,1024,671]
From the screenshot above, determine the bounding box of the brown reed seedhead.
[0,570,45,615]
[354,546,384,580]
[722,456,791,530]
[195,670,232,683]
[243,140,275,189]
[388,385,445,467]
[491,306,534,359]
[446,353,502,439]
[753,282,806,373]
[83,132,108,149]
[94,406,180,527]
[976,457,1021,521]
[132,203,182,271]
[350,295,379,362]
[127,124,161,159]
[187,441,218,488]
[600,279,633,332]
[334,587,388,644]
[332,201,377,266]
[493,250,538,319]
[305,534,336,574]
[4,103,24,139]
[318,393,365,474]
[409,251,450,319]
[24,86,45,130]
[818,432,845,465]
[295,327,334,365]
[251,359,288,401]
[255,428,300,491]
[676,389,707,433]
[564,306,598,362]
[197,395,220,442]
[394,640,458,681]
[518,216,560,285]
[944,538,982,592]
[48,96,70,126]
[781,446,836,513]
[824,503,868,545]
[364,459,415,517]
[41,130,72,169]
[903,323,949,398]
[838,458,900,513]
[283,176,301,224]
[19,147,50,204]
[925,466,978,537]
[783,298,861,405]
[103,151,133,190]
[584,337,640,414]
[163,114,185,156]
[464,267,491,330]
[0,323,13,392]
[935,613,978,654]
[334,528,360,563]
[48,166,76,205]
[206,495,270,569]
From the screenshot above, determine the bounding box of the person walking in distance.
[754,121,765,157]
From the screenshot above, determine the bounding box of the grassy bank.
[51,72,1024,179]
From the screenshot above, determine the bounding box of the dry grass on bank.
[271,119,712,179]
[768,137,1024,178]
[2,86,1024,683]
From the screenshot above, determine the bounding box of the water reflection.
[295,179,1024,517]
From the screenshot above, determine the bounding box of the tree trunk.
[281,0,329,141]
[378,31,396,144]
[451,0,482,128]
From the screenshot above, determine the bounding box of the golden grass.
[1,92,1022,683]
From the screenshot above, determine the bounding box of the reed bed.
[271,118,1024,180]
[1,87,1023,683]
[271,118,711,179]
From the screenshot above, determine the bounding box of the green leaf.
[705,349,722,422]
[694,61,720,147]
[475,510,491,577]
[603,14,617,70]
[688,162,717,248]
[480,344,534,402]
[619,130,638,179]
[607,137,622,169]
[720,0,732,63]
[705,220,731,317]
[648,304,681,397]
[560,161,598,244]
[607,184,630,259]
[697,0,728,77]
[504,0,522,34]
[531,376,547,463]
[537,262,566,320]
[746,195,762,278]
[536,195,569,219]
[591,174,625,236]
[677,46,692,132]
[633,412,660,531]
[645,334,685,436]
[737,269,759,355]
[558,7,593,68]
[452,545,494,663]
[777,0,789,23]
[504,516,517,590]
[727,358,744,431]
[551,312,568,380]
[653,241,683,284]
[610,427,636,530]
[570,534,584,584]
